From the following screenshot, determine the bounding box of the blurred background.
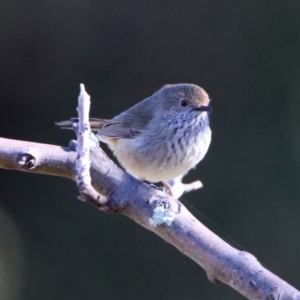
[0,0,300,299]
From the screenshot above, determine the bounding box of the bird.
[56,83,212,195]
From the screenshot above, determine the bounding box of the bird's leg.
[162,181,174,197]
[143,181,164,191]
[143,180,174,197]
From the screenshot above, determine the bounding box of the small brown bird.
[56,84,212,193]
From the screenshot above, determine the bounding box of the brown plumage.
[56,83,212,183]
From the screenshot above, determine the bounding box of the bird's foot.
[143,181,164,192]
[162,181,174,197]
[143,181,174,197]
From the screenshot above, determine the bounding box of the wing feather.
[98,120,140,138]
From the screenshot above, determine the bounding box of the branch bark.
[0,137,299,299]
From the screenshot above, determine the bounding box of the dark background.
[0,0,300,299]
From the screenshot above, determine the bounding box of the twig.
[75,84,107,206]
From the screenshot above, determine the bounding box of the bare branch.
[0,136,299,299]
[75,84,107,206]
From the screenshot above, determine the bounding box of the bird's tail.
[55,118,109,131]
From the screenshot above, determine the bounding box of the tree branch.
[1,138,299,299]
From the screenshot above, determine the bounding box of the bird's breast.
[107,115,211,182]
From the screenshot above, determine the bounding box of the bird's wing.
[56,95,155,139]
[55,117,140,138]
[98,120,140,139]
[97,98,155,139]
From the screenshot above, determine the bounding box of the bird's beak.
[193,105,212,112]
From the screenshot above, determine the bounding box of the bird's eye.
[180,99,188,107]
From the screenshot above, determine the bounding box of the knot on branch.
[249,280,259,291]
[206,270,220,283]
[18,153,36,169]
[266,287,282,300]
[100,193,126,214]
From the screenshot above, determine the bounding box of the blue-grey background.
[0,1,300,299]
